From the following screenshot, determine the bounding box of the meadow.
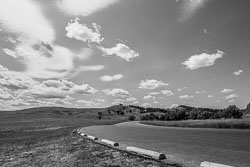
[0,107,172,167]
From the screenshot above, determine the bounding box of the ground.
[0,107,177,167]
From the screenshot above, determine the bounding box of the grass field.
[0,107,174,167]
[141,118,250,129]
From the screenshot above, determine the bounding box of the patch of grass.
[0,107,175,167]
[141,118,250,129]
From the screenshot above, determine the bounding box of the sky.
[0,0,250,110]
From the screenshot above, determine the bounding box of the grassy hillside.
[0,105,177,167]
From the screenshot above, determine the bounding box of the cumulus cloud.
[95,98,105,102]
[139,79,168,90]
[0,0,55,43]
[179,95,194,100]
[56,0,120,16]
[170,104,179,108]
[103,88,130,97]
[0,0,99,79]
[161,90,174,96]
[221,89,234,93]
[195,90,205,94]
[225,94,239,100]
[177,87,186,92]
[0,71,39,90]
[182,50,224,70]
[100,43,139,62]
[142,103,152,108]
[77,100,100,106]
[149,92,160,95]
[178,0,209,22]
[233,70,243,76]
[143,95,156,100]
[5,36,17,43]
[207,95,213,98]
[66,18,103,45]
[126,97,137,102]
[100,74,123,82]
[0,71,97,99]
[0,65,8,71]
[0,88,14,100]
[131,101,139,105]
[0,71,98,109]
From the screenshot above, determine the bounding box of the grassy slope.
[141,118,250,129]
[0,107,174,167]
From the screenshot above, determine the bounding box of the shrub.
[128,115,136,121]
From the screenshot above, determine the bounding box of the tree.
[222,105,242,119]
[128,115,136,121]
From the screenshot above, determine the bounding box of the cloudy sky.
[0,0,250,110]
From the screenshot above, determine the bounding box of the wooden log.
[101,139,119,147]
[87,135,98,140]
[126,146,166,160]
[80,133,87,137]
[200,161,234,167]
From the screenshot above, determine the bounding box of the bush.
[128,115,136,121]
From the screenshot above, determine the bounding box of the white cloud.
[56,0,120,16]
[153,101,159,104]
[143,95,156,100]
[195,90,205,94]
[20,79,97,99]
[2,48,18,59]
[0,0,55,43]
[228,99,235,103]
[139,79,168,90]
[3,43,94,79]
[0,65,8,71]
[225,94,239,100]
[170,104,179,108]
[221,89,234,93]
[100,74,123,82]
[76,65,105,72]
[103,88,130,97]
[126,97,137,102]
[95,98,106,102]
[66,18,103,45]
[142,103,152,108]
[177,87,186,92]
[0,71,39,90]
[207,95,213,98]
[182,50,224,70]
[149,92,160,95]
[0,88,14,100]
[77,100,100,106]
[178,0,209,22]
[161,90,174,96]
[0,71,97,99]
[179,95,194,100]
[5,36,17,43]
[131,101,139,105]
[0,0,98,79]
[233,70,243,76]
[100,43,139,61]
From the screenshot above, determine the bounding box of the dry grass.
[0,107,175,167]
